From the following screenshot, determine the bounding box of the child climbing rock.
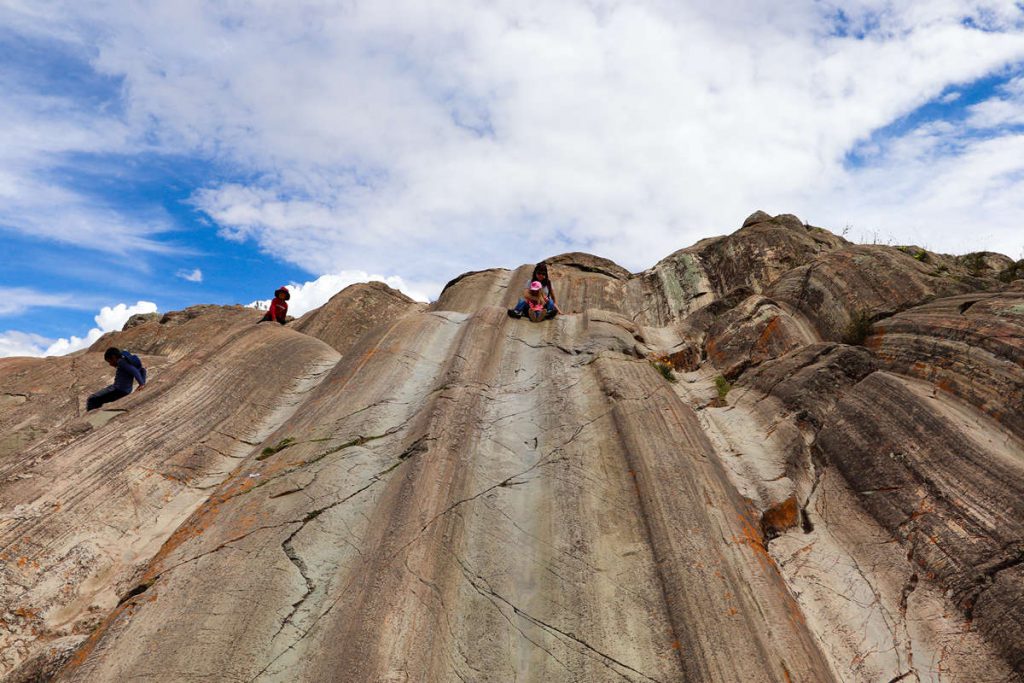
[261,286,290,325]
[86,347,147,411]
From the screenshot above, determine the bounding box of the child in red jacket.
[261,286,290,324]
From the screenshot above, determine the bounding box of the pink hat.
[529,281,543,291]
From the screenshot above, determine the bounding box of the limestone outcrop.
[1,214,1021,682]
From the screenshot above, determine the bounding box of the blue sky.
[2,1,1024,356]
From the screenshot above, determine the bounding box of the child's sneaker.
[507,309,522,319]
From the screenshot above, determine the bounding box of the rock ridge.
[0,212,1021,681]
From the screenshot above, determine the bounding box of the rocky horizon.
[2,211,1022,681]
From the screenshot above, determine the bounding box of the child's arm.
[120,359,146,388]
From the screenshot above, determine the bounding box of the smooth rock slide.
[1,212,1021,682]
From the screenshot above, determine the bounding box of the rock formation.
[1,211,1021,682]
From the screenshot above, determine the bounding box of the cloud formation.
[0,288,81,316]
[0,330,53,358]
[176,268,203,283]
[0,301,158,358]
[2,1,1024,290]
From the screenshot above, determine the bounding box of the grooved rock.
[293,281,425,354]
[768,244,1002,343]
[867,292,1024,440]
[660,212,847,302]
[122,312,159,330]
[2,212,1021,682]
[817,371,1024,673]
[0,355,117,460]
[0,306,341,678]
[705,295,815,380]
[699,242,1013,381]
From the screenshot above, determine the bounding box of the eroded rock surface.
[1,212,1021,682]
[294,281,425,354]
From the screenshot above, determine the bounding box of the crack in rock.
[453,555,663,683]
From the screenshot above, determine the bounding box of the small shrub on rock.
[842,311,874,346]
[651,360,676,383]
[714,375,731,400]
[997,259,1024,283]
[958,252,988,275]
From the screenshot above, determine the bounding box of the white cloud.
[2,1,1024,284]
[176,267,203,282]
[0,288,83,316]
[967,76,1024,129]
[0,68,176,256]
[249,272,434,318]
[0,301,158,358]
[0,330,53,358]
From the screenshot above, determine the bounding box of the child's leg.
[86,386,128,411]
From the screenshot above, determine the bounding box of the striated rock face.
[0,306,341,678]
[696,242,1009,383]
[122,312,159,330]
[293,281,425,354]
[818,371,1024,673]
[867,292,1024,440]
[2,212,1022,682]
[766,244,1001,342]
[672,212,847,299]
[704,295,816,380]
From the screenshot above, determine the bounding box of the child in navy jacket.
[86,347,147,411]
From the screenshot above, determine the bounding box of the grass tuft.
[714,375,731,400]
[651,360,676,383]
[258,437,296,460]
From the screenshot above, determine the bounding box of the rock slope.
[0,212,1021,682]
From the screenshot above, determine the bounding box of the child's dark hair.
[531,262,555,304]
[104,347,122,362]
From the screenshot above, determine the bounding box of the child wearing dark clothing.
[261,286,290,324]
[86,347,147,411]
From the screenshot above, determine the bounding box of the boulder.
[294,281,424,355]
[122,312,159,330]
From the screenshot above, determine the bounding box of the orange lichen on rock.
[760,496,800,538]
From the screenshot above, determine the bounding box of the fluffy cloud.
[176,268,203,283]
[0,330,53,358]
[968,76,1024,129]
[0,301,158,358]
[2,1,1024,286]
[249,271,434,318]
